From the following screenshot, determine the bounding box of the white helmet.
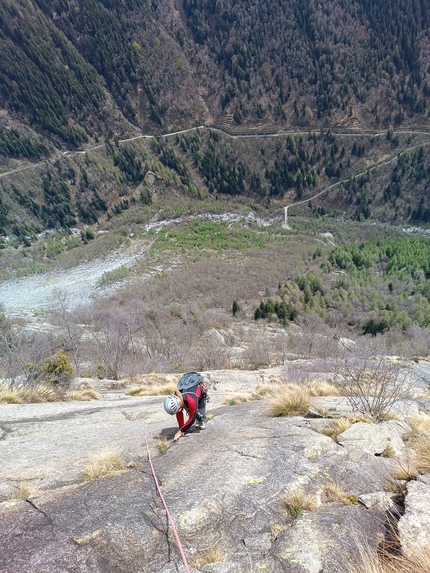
[164,395,182,415]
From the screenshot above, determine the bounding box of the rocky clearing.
[1,365,430,572]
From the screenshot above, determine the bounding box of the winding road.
[2,123,430,230]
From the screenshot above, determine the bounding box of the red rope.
[144,430,191,573]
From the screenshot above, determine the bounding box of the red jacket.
[176,385,203,433]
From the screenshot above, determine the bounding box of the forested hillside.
[0,0,430,243]
[2,0,430,143]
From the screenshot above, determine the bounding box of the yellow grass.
[323,483,358,505]
[253,382,277,398]
[190,547,225,568]
[305,379,341,396]
[322,417,354,439]
[0,382,55,404]
[381,444,396,458]
[403,414,430,473]
[408,413,430,436]
[6,483,35,500]
[83,451,125,481]
[414,440,430,473]
[282,488,318,518]
[383,480,406,495]
[391,460,418,481]
[223,392,253,405]
[268,385,312,417]
[157,437,170,453]
[322,414,372,440]
[66,385,100,401]
[346,540,430,573]
[129,381,177,396]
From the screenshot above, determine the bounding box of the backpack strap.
[174,389,189,414]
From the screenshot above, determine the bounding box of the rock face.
[336,420,409,456]
[398,473,430,557]
[0,367,429,573]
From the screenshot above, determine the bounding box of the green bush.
[34,352,74,387]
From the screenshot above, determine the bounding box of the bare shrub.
[292,314,337,358]
[50,289,87,374]
[191,336,231,371]
[80,300,146,379]
[332,341,418,422]
[269,331,295,365]
[0,314,57,387]
[282,361,311,386]
[383,325,430,359]
[240,332,272,369]
[142,309,201,372]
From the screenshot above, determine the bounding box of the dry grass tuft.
[323,483,358,505]
[0,382,56,404]
[67,385,99,401]
[129,381,177,396]
[268,385,312,417]
[403,413,430,473]
[322,413,372,440]
[6,483,35,500]
[223,392,253,405]
[83,451,125,481]
[322,417,354,439]
[157,437,170,453]
[391,460,418,481]
[190,547,225,568]
[414,440,430,473]
[381,444,396,458]
[253,382,278,399]
[383,480,406,495]
[346,540,430,573]
[282,488,318,518]
[305,379,341,396]
[408,413,430,436]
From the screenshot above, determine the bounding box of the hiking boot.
[199,421,205,429]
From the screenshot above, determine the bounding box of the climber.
[164,372,209,441]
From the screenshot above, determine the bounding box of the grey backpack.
[177,371,204,391]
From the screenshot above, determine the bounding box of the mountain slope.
[0,0,430,243]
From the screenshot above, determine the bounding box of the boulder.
[358,491,396,510]
[398,473,430,556]
[337,421,408,456]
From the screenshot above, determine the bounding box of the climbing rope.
[144,430,191,573]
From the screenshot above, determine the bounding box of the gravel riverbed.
[0,247,146,322]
